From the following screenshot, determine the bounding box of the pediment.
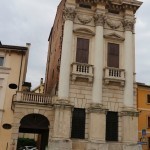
[73,28,95,36]
[104,33,125,41]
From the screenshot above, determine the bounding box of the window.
[0,57,4,66]
[147,95,150,104]
[106,111,118,141]
[148,117,150,128]
[76,38,89,64]
[71,108,86,139]
[107,43,119,68]
[148,137,150,149]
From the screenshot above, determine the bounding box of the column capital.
[94,13,105,26]
[123,18,135,32]
[63,7,76,21]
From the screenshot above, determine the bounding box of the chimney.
[40,78,43,84]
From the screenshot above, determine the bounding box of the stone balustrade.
[104,67,125,86]
[13,91,52,104]
[71,62,94,82]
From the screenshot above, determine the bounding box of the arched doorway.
[17,114,49,150]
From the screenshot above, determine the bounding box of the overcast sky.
[0,0,149,88]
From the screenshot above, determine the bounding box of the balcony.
[103,67,125,86]
[12,91,52,108]
[71,62,94,82]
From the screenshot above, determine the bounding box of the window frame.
[73,35,92,64]
[76,37,90,64]
[147,116,150,128]
[0,56,4,67]
[147,94,150,104]
[107,42,120,68]
[104,39,123,69]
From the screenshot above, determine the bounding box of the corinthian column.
[123,18,135,108]
[58,7,76,101]
[92,13,105,105]
[88,13,106,143]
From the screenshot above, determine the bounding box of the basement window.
[106,111,118,141]
[71,108,86,139]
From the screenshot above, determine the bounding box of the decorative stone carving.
[106,19,122,30]
[77,15,93,25]
[94,14,106,26]
[123,19,135,32]
[63,7,76,21]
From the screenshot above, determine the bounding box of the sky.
[0,0,150,89]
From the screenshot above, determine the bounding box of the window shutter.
[76,38,89,64]
[107,43,119,68]
[106,111,118,141]
[71,108,86,139]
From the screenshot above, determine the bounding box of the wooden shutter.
[106,111,118,141]
[71,108,85,139]
[76,38,89,64]
[107,43,119,68]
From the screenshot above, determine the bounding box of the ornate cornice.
[77,15,93,25]
[63,7,76,21]
[94,13,106,26]
[123,18,135,32]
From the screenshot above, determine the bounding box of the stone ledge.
[88,103,108,114]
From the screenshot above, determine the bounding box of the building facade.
[0,42,30,150]
[137,83,150,150]
[11,0,143,150]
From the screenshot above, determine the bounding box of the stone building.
[11,0,143,150]
[0,42,30,150]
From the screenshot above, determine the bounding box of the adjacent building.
[11,0,143,150]
[0,42,30,150]
[137,83,150,150]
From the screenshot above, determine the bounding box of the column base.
[123,144,142,150]
[87,141,108,150]
[48,139,72,150]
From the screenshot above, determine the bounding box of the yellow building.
[32,78,44,94]
[0,42,30,150]
[137,83,150,150]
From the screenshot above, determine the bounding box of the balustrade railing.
[13,91,52,104]
[104,67,125,85]
[71,62,94,82]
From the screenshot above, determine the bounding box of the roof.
[137,82,150,88]
[0,44,28,51]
